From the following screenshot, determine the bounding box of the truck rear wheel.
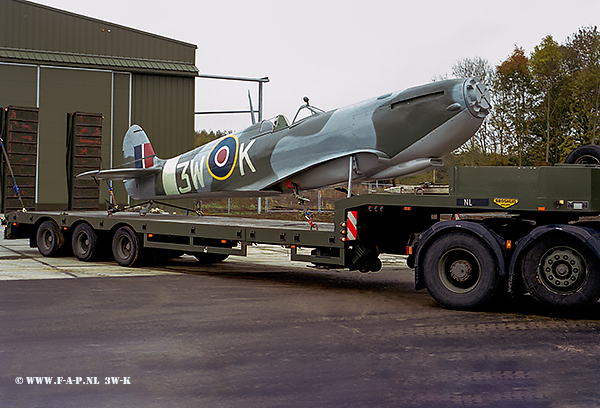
[423,232,499,310]
[36,220,65,257]
[112,226,140,267]
[72,223,99,262]
[520,235,600,311]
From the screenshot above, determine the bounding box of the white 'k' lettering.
[239,140,256,176]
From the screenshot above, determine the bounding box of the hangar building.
[0,0,198,210]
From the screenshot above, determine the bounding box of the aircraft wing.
[239,149,388,193]
[77,167,161,181]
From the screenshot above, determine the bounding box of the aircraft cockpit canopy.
[273,115,289,131]
[252,116,286,134]
[248,96,325,138]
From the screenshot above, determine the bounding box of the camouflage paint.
[79,78,491,200]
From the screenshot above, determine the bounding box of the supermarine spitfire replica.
[78,78,490,202]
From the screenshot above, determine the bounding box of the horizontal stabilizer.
[77,167,160,181]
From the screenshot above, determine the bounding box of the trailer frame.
[5,164,600,312]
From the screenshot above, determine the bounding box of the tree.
[494,47,535,165]
[450,57,495,163]
[530,35,568,162]
[434,27,600,167]
[452,56,494,84]
[563,26,600,148]
[194,129,231,148]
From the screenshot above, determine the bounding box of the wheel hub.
[540,248,585,293]
[43,231,53,246]
[438,248,481,294]
[450,260,472,282]
[77,234,90,252]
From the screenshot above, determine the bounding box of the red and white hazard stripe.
[347,210,357,241]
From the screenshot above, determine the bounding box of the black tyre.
[112,226,140,267]
[564,145,600,165]
[369,257,382,272]
[357,256,382,272]
[36,220,65,257]
[72,223,99,262]
[520,235,600,311]
[423,232,499,310]
[193,253,229,264]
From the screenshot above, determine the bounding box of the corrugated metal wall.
[130,74,196,210]
[0,64,37,107]
[0,0,197,210]
[0,0,195,63]
[132,75,196,158]
[37,67,116,208]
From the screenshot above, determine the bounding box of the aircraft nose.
[463,78,491,119]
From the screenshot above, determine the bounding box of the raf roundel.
[207,135,239,180]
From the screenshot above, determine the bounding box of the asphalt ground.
[1,232,600,408]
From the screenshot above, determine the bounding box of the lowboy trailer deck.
[5,164,600,313]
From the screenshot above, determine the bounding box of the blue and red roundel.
[207,135,239,180]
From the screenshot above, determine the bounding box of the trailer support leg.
[140,200,153,216]
[347,156,354,198]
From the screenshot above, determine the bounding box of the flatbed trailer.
[5,164,600,313]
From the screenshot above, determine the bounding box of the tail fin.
[76,125,160,200]
[123,125,158,169]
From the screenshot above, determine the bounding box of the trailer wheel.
[72,223,99,262]
[521,235,600,311]
[112,226,140,267]
[357,256,382,272]
[423,232,499,310]
[36,220,65,257]
[564,145,600,165]
[193,253,229,264]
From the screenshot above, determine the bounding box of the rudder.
[123,125,157,169]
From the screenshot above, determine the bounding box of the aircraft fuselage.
[94,78,491,200]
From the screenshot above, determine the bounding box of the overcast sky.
[35,0,600,132]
